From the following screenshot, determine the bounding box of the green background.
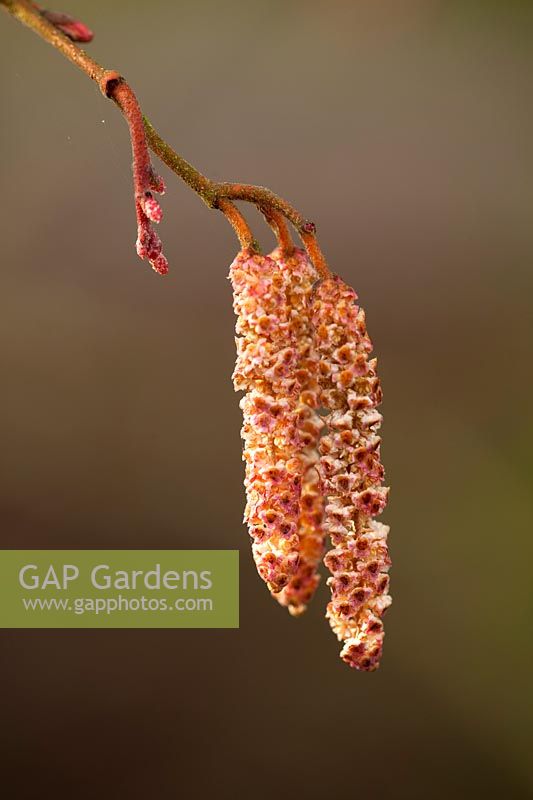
[0,550,239,628]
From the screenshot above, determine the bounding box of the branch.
[0,0,330,277]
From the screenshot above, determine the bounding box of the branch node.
[99,70,123,98]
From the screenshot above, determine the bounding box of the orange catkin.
[230,249,391,669]
[230,249,322,595]
[268,248,325,616]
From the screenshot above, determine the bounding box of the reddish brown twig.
[100,72,168,273]
[0,0,330,277]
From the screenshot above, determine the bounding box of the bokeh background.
[1,0,532,797]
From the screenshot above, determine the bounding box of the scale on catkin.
[230,249,391,671]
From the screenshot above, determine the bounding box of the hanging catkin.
[267,248,325,616]
[312,275,391,670]
[230,249,321,594]
[231,250,391,669]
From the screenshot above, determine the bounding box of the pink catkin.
[269,248,326,616]
[230,249,323,597]
[135,189,167,275]
[312,276,391,670]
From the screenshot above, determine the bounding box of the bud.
[135,196,167,276]
[142,193,164,224]
[150,253,169,276]
[40,9,94,43]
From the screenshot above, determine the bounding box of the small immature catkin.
[230,249,321,594]
[312,276,391,670]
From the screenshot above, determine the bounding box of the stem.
[142,117,216,207]
[0,0,330,277]
[260,207,294,254]
[216,199,257,251]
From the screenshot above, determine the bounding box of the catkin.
[269,248,325,616]
[312,276,391,670]
[231,250,391,668]
[230,249,322,595]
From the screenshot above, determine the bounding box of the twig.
[0,0,330,277]
[259,207,295,255]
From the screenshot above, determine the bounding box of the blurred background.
[0,0,532,797]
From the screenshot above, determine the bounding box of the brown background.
[0,1,532,797]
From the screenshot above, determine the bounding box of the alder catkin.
[230,250,311,593]
[268,248,325,616]
[231,250,391,668]
[312,275,391,670]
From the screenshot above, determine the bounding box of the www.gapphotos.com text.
[22,595,214,615]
